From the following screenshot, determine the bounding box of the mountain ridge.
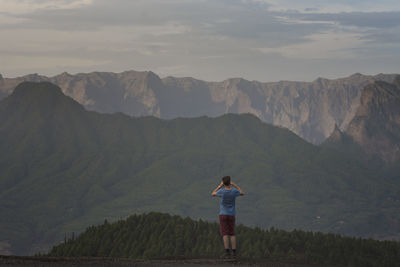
[0,71,398,143]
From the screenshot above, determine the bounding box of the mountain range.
[1,82,400,256]
[0,71,397,144]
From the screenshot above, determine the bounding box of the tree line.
[47,212,400,267]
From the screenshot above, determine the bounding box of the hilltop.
[46,212,400,267]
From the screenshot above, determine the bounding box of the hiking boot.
[221,250,231,259]
[232,249,237,255]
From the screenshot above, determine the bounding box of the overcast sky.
[1,0,400,82]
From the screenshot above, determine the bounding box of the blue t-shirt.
[216,188,241,216]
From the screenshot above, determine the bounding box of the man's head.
[222,176,231,186]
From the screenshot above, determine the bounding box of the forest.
[48,212,400,267]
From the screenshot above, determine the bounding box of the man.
[211,176,244,257]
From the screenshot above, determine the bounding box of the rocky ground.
[0,255,344,267]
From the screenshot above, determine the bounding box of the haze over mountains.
[0,71,397,144]
[1,82,400,256]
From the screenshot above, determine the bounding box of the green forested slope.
[0,82,399,255]
[48,212,400,267]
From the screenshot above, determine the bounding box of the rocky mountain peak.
[357,80,400,117]
[22,73,45,82]
[345,79,400,162]
[350,73,363,79]
[144,70,157,78]
[223,77,250,87]
[140,71,163,91]
[59,72,71,77]
[162,76,207,92]
[313,77,330,87]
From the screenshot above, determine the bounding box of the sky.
[0,0,400,82]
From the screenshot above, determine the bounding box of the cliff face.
[0,71,397,143]
[0,71,162,117]
[204,73,395,143]
[344,77,400,162]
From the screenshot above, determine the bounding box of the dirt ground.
[0,255,344,267]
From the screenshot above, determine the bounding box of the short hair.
[222,176,231,186]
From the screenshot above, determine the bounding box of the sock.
[232,249,236,255]
[225,249,230,254]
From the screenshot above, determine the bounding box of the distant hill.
[0,71,397,143]
[323,76,400,162]
[47,212,400,267]
[1,82,400,256]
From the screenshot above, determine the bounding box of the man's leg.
[228,216,236,256]
[223,235,230,249]
[230,236,237,256]
[220,215,230,256]
[229,235,236,250]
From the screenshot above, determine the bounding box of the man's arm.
[211,182,224,196]
[231,182,244,195]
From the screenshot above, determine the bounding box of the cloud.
[361,27,400,44]
[282,10,400,45]
[0,0,399,81]
[251,0,400,13]
[257,31,365,59]
[0,0,93,14]
[295,11,400,29]
[1,53,108,73]
[0,13,28,24]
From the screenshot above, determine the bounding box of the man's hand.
[231,182,244,196]
[211,182,224,196]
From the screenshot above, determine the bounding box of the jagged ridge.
[0,71,397,143]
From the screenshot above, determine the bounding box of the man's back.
[216,188,240,215]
